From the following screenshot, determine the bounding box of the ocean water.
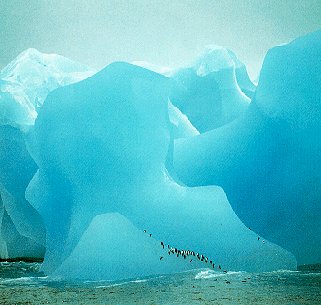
[0,262,321,304]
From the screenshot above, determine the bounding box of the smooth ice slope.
[0,48,94,127]
[26,62,295,278]
[174,30,321,265]
[169,46,253,132]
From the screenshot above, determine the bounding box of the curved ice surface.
[193,46,255,98]
[168,101,199,139]
[174,30,321,265]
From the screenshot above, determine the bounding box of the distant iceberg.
[0,48,95,128]
[170,46,254,132]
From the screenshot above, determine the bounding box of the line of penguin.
[144,227,266,272]
[143,229,224,272]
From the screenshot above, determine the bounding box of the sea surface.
[0,261,321,304]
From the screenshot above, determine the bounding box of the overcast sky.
[1,0,321,78]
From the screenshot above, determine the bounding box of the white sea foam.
[95,278,148,289]
[0,276,45,285]
[195,270,245,279]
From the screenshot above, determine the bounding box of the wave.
[0,276,47,286]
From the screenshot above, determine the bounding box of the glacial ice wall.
[174,30,321,265]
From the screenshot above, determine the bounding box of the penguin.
[160,256,163,260]
[143,230,147,233]
[160,242,164,249]
[258,237,260,241]
[219,265,221,270]
[190,259,193,263]
[149,233,152,237]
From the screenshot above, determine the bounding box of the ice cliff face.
[174,30,321,265]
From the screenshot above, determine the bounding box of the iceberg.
[26,62,294,278]
[0,49,200,262]
[2,30,319,280]
[173,30,321,265]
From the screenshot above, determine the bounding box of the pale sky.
[1,0,321,78]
